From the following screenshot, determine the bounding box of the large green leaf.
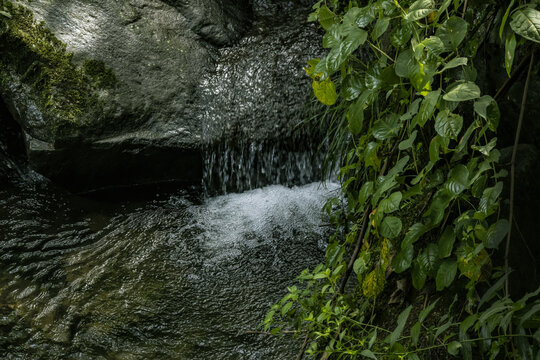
[399,130,417,150]
[373,113,400,140]
[341,74,364,101]
[440,57,468,72]
[359,181,374,205]
[364,142,381,170]
[435,110,463,140]
[312,78,337,105]
[415,89,440,127]
[315,29,368,77]
[404,0,434,22]
[380,216,403,239]
[412,259,427,289]
[474,95,500,131]
[485,219,510,249]
[392,245,414,273]
[510,8,540,43]
[436,16,468,50]
[445,164,469,196]
[436,259,458,290]
[443,82,481,102]
[379,192,403,213]
[438,226,456,258]
[391,23,413,48]
[418,243,440,276]
[322,24,341,48]
[372,17,390,40]
[319,5,337,30]
[395,49,415,78]
[479,182,503,215]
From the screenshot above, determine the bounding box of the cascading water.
[0,1,336,358]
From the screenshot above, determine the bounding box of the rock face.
[0,0,320,191]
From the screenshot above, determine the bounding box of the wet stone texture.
[0,0,323,192]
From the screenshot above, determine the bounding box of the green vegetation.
[266,0,540,358]
[0,0,116,137]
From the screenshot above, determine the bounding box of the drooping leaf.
[391,23,413,48]
[435,110,463,140]
[404,0,435,22]
[485,219,510,249]
[438,226,456,258]
[418,243,440,276]
[364,142,381,170]
[479,182,503,215]
[474,95,500,131]
[348,98,364,135]
[395,49,415,78]
[313,78,338,105]
[443,82,481,102]
[505,32,516,77]
[385,305,413,345]
[360,349,377,360]
[510,8,540,43]
[499,0,515,39]
[436,16,468,51]
[372,17,390,41]
[322,24,341,48]
[412,259,427,289]
[436,259,458,290]
[380,216,402,239]
[359,181,374,205]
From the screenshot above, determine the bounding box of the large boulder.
[0,0,322,191]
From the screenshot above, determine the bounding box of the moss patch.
[0,0,117,138]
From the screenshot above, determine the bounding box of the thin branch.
[505,50,535,297]
[494,52,532,101]
[296,333,311,360]
[462,0,468,19]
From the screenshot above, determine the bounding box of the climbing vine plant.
[266,0,540,359]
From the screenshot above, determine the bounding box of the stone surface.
[0,0,322,191]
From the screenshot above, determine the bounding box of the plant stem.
[505,50,535,297]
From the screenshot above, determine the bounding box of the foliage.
[266,0,540,359]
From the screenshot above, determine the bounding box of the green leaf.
[441,57,468,72]
[395,49,415,78]
[0,10,12,18]
[443,82,481,102]
[373,113,400,140]
[313,78,338,105]
[479,182,503,214]
[429,136,441,163]
[402,223,426,249]
[380,192,403,213]
[418,243,440,275]
[505,32,516,77]
[398,130,417,151]
[322,25,341,48]
[500,0,515,39]
[359,181,374,206]
[391,23,413,48]
[435,110,463,140]
[385,305,413,345]
[436,259,458,290]
[436,16,468,51]
[353,251,370,275]
[319,5,337,30]
[412,259,427,289]
[348,98,364,135]
[474,95,500,131]
[404,0,435,22]
[510,8,540,43]
[485,219,510,249]
[380,216,402,239]
[419,299,439,323]
[411,322,421,346]
[438,226,456,258]
[447,341,462,356]
[360,349,377,360]
[372,17,390,41]
[364,142,381,170]
[445,164,469,196]
[315,30,368,77]
[401,99,421,121]
[415,89,440,127]
[341,74,364,101]
[418,36,445,58]
[392,245,414,273]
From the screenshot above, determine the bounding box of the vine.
[266,0,540,359]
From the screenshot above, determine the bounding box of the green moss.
[0,0,117,138]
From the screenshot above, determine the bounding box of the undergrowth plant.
[265,0,540,359]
